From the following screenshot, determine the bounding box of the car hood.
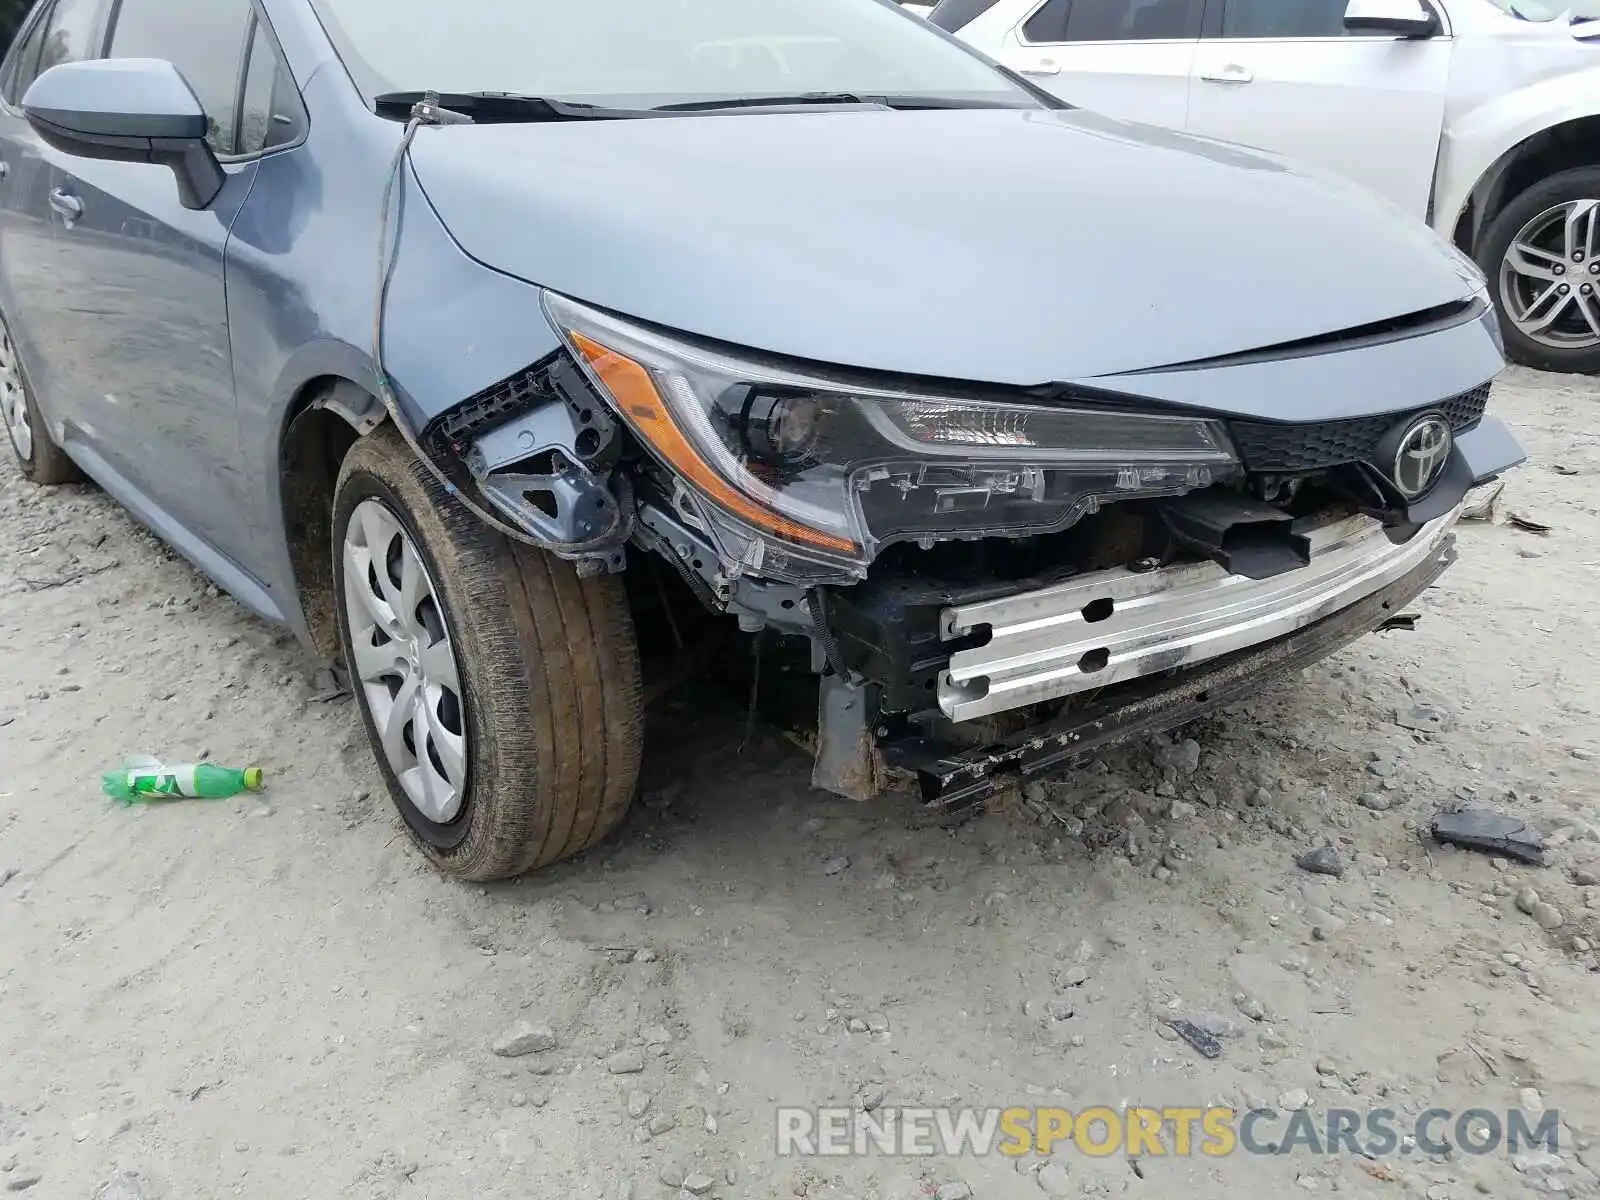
[409,106,1484,398]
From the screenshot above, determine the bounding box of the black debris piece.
[1431,808,1546,866]
[1167,1020,1223,1060]
[1377,613,1421,632]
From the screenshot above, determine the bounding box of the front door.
[1185,0,1452,217]
[43,0,261,555]
[0,0,107,438]
[989,0,1205,128]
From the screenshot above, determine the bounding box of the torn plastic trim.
[421,349,633,572]
[311,379,387,435]
[633,497,816,637]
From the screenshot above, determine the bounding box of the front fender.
[1434,64,1600,241]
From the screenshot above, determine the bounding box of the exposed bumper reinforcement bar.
[938,507,1461,722]
[885,533,1456,815]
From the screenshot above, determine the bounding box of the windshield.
[1484,0,1600,18]
[308,0,1037,110]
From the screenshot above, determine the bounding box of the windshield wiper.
[373,91,654,123]
[653,92,1025,112]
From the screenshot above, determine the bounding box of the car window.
[308,0,1039,109]
[2,1,58,105]
[1218,0,1352,37]
[928,0,1005,31]
[33,0,105,79]
[1022,0,1201,43]
[106,0,252,155]
[237,16,306,155]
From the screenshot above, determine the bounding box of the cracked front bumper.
[938,506,1462,722]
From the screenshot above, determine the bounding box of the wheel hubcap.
[1500,198,1600,350]
[0,323,32,462]
[342,499,469,823]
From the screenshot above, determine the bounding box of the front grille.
[1227,383,1490,475]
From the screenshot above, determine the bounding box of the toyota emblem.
[1392,415,1452,499]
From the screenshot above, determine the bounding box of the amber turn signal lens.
[569,332,858,555]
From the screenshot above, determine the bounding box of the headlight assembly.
[544,292,1238,581]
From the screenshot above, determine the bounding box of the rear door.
[43,0,262,555]
[0,0,106,425]
[987,0,1204,128]
[1185,0,1451,217]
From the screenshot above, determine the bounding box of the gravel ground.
[1,366,1598,1200]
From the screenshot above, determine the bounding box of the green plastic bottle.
[102,761,265,803]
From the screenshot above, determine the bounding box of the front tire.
[332,427,644,881]
[1,315,83,485]
[1478,167,1600,375]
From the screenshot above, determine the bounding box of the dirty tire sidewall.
[8,350,84,486]
[1477,165,1600,376]
[332,427,645,881]
[334,466,478,854]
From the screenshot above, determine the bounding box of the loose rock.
[1531,902,1565,930]
[1037,1162,1073,1196]
[1357,793,1394,812]
[935,1185,974,1200]
[491,1021,557,1057]
[822,856,851,877]
[1278,1089,1311,1112]
[4,1173,40,1193]
[93,1176,147,1200]
[682,1175,716,1196]
[1395,703,1453,734]
[1516,887,1541,915]
[607,1050,646,1075]
[627,1090,652,1118]
[1511,1151,1563,1175]
[1235,993,1267,1022]
[1297,846,1345,877]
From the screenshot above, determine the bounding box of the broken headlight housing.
[544,292,1239,583]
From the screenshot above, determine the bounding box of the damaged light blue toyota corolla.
[0,0,1524,879]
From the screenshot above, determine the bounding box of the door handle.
[49,188,83,221]
[1019,58,1061,76]
[1200,63,1253,84]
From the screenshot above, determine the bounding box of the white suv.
[931,0,1600,374]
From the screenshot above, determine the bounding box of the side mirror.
[1344,0,1441,37]
[22,58,225,210]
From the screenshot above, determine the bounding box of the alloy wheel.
[341,498,470,823]
[0,323,31,462]
[1499,198,1600,350]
